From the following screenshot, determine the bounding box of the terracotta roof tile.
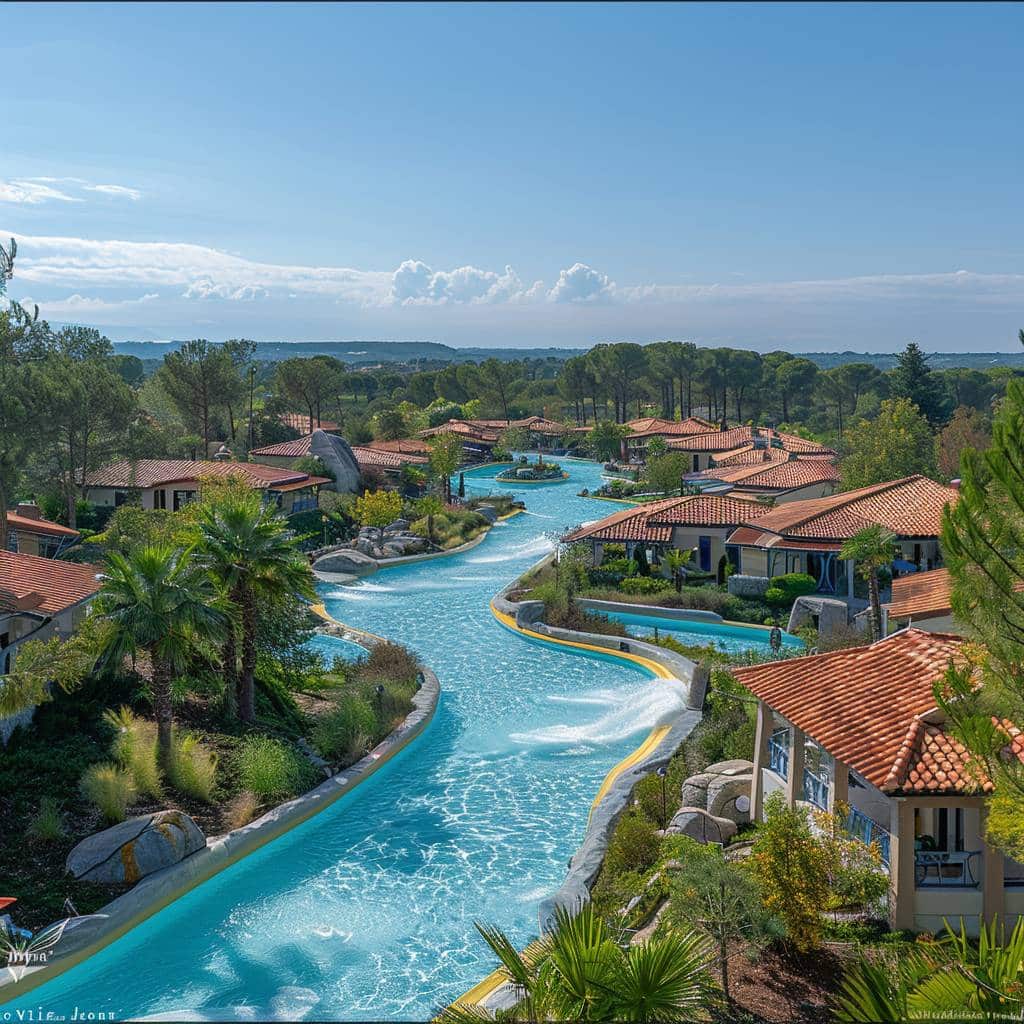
[666,426,758,452]
[627,416,719,438]
[365,438,431,456]
[757,428,836,456]
[564,494,772,544]
[250,435,314,458]
[5,511,80,539]
[0,551,100,615]
[732,628,968,791]
[727,476,957,547]
[84,459,320,490]
[418,420,501,442]
[700,458,841,492]
[885,568,954,621]
[351,446,429,469]
[278,413,339,433]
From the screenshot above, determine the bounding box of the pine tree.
[939,378,1024,859]
[890,342,948,426]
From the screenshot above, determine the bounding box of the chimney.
[15,501,41,520]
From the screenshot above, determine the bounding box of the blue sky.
[3,2,1023,350]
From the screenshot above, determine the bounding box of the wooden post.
[751,700,772,822]
[831,757,849,811]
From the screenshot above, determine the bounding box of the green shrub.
[312,696,378,762]
[104,706,162,798]
[27,796,65,843]
[619,576,673,595]
[599,557,637,576]
[764,587,787,605]
[603,813,661,876]
[775,572,817,599]
[81,763,138,823]
[236,736,313,799]
[167,732,218,803]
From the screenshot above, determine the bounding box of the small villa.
[278,412,340,434]
[687,451,840,503]
[83,459,331,515]
[4,502,81,558]
[564,493,775,575]
[251,433,430,479]
[733,627,1024,934]
[623,415,718,461]
[418,419,502,460]
[663,425,836,473]
[726,474,958,596]
[0,550,101,740]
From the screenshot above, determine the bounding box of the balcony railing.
[768,729,789,780]
[847,806,891,867]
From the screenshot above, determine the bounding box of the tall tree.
[158,339,236,453]
[840,397,937,489]
[196,491,314,723]
[221,338,258,443]
[772,357,818,423]
[93,544,227,764]
[275,355,346,433]
[663,341,700,419]
[427,432,463,503]
[34,327,137,527]
[474,358,519,421]
[939,379,1024,859]
[935,405,990,480]
[889,342,948,427]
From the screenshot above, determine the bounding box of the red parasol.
[0,897,17,912]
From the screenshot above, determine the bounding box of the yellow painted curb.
[310,602,386,645]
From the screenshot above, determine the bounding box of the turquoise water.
[604,610,803,655]
[304,633,370,664]
[6,459,731,1021]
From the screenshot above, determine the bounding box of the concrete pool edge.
[0,648,441,1004]
[452,581,702,1011]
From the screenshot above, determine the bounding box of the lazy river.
[6,459,789,1021]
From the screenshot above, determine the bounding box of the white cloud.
[0,177,142,205]
[83,183,142,201]
[547,262,614,303]
[19,292,160,316]
[183,278,268,301]
[0,180,82,204]
[389,260,541,305]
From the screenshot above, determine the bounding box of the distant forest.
[110,339,1024,372]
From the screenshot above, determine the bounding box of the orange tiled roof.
[666,425,758,452]
[5,511,80,539]
[418,420,501,442]
[885,568,953,621]
[250,435,314,458]
[757,428,836,456]
[563,496,690,544]
[646,494,776,527]
[727,476,957,549]
[0,550,100,616]
[626,416,718,438]
[712,445,777,467]
[468,416,567,434]
[351,446,429,469]
[732,628,969,791]
[702,457,841,492]
[564,494,772,544]
[278,412,339,433]
[365,438,431,456]
[84,459,323,491]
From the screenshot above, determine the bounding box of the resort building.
[4,503,80,558]
[250,434,429,479]
[726,475,958,596]
[733,628,1024,934]
[0,550,101,742]
[664,425,836,473]
[417,419,501,460]
[688,452,841,503]
[622,416,718,461]
[467,415,568,449]
[564,493,775,576]
[884,568,962,635]
[83,459,331,515]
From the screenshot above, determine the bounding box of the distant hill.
[110,340,587,366]
[110,340,1024,371]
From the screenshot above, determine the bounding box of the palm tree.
[94,544,227,765]
[664,548,693,593]
[195,493,315,724]
[441,904,717,1023]
[834,917,1024,1022]
[839,525,896,641]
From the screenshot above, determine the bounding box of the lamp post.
[374,683,385,718]
[657,764,669,829]
[247,364,256,450]
[321,514,329,547]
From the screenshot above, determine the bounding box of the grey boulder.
[314,548,379,577]
[67,810,206,884]
[666,807,738,845]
